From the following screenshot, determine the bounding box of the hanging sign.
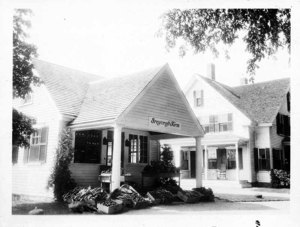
[148,117,181,129]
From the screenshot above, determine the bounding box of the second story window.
[202,113,233,133]
[193,90,204,107]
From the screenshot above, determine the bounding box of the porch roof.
[201,133,248,146]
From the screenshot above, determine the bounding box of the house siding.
[120,71,202,137]
[12,85,62,198]
[185,77,251,139]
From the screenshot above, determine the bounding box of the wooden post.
[235,142,239,182]
[195,136,203,188]
[204,145,208,180]
[111,125,122,191]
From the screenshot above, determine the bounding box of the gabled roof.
[199,76,290,124]
[72,65,166,125]
[33,59,103,117]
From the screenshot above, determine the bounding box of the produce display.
[63,187,108,205]
[110,184,150,209]
[177,190,204,203]
[192,187,215,202]
[97,199,123,214]
[148,188,175,204]
[62,182,215,214]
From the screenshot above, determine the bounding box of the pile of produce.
[158,177,182,194]
[63,186,108,213]
[270,169,290,188]
[63,186,108,204]
[177,190,203,203]
[192,187,215,202]
[147,188,175,204]
[110,184,151,209]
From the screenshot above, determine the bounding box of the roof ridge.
[232,77,290,88]
[33,58,104,81]
[88,64,166,85]
[200,76,240,99]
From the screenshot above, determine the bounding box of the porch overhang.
[201,133,248,146]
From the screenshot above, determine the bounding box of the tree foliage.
[48,128,77,201]
[13,9,40,148]
[159,9,290,80]
[12,108,35,148]
[13,9,40,99]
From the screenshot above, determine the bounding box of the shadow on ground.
[12,201,72,215]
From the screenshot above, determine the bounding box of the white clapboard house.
[12,59,204,199]
[163,64,290,187]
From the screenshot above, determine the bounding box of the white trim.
[166,66,205,136]
[70,119,116,131]
[198,76,252,125]
[258,123,272,127]
[116,64,167,122]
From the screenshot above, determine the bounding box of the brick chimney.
[207,63,215,80]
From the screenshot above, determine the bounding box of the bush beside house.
[48,128,77,201]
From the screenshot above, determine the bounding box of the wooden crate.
[97,200,123,214]
[146,192,161,205]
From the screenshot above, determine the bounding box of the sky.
[26,2,291,89]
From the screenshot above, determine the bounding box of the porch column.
[195,136,203,188]
[235,142,239,181]
[111,124,122,191]
[204,145,208,180]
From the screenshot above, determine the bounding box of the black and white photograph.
[1,0,299,226]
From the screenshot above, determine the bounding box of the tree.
[48,128,76,201]
[159,9,290,81]
[13,9,40,147]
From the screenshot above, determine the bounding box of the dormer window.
[193,90,204,107]
[22,93,33,105]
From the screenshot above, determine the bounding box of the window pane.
[39,145,46,162]
[40,127,48,143]
[29,145,40,162]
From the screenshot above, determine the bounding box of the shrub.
[270,169,290,188]
[48,127,76,201]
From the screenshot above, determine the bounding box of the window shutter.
[287,92,290,112]
[266,148,270,170]
[39,127,49,162]
[193,91,197,107]
[201,90,204,106]
[121,132,125,168]
[254,148,258,171]
[238,148,243,170]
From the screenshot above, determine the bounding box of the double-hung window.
[207,148,217,169]
[128,134,148,164]
[24,127,49,163]
[254,148,270,171]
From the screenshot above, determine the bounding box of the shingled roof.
[72,65,166,125]
[199,76,290,124]
[33,59,166,124]
[33,59,103,117]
